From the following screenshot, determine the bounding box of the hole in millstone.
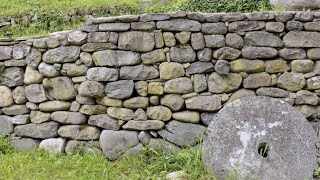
[258,142,269,158]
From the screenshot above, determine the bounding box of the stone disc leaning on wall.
[202,96,317,179]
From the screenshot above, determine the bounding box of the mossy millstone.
[203,96,318,179]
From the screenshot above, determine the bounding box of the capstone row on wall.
[1,11,320,160]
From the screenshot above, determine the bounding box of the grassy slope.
[0,0,141,16]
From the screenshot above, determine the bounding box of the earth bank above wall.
[0,11,320,160]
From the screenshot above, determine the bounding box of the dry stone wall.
[1,11,320,160]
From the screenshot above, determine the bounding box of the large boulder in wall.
[203,96,317,179]
[269,0,320,10]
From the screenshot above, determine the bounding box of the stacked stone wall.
[1,11,320,159]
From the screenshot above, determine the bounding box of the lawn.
[0,135,215,180]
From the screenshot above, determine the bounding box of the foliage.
[179,0,272,13]
[0,135,214,179]
[0,134,13,155]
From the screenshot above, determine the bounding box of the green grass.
[0,135,214,179]
[0,0,141,16]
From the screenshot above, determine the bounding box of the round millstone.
[202,96,317,180]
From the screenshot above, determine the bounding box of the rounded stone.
[203,96,317,180]
[0,85,14,107]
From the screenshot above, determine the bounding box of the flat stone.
[11,115,30,125]
[98,23,130,31]
[243,72,272,89]
[158,120,206,147]
[306,76,320,90]
[307,48,320,60]
[256,87,289,98]
[107,107,134,121]
[0,67,24,87]
[175,32,191,44]
[156,19,201,32]
[172,111,200,123]
[191,33,205,50]
[148,82,164,95]
[197,48,212,61]
[266,22,284,33]
[246,12,274,20]
[277,72,306,91]
[105,80,134,100]
[61,64,88,77]
[14,122,59,139]
[133,109,147,121]
[0,85,13,107]
[43,46,80,64]
[81,43,117,52]
[12,86,27,104]
[122,120,164,131]
[58,125,100,140]
[275,12,293,22]
[228,21,265,32]
[294,12,313,21]
[0,115,13,134]
[123,97,149,110]
[38,62,60,77]
[24,66,43,84]
[170,45,196,63]
[163,32,176,47]
[185,95,222,112]
[39,138,67,153]
[100,130,139,160]
[186,62,214,75]
[39,101,71,112]
[118,31,154,52]
[283,31,320,48]
[146,106,172,121]
[12,138,40,151]
[203,96,317,179]
[96,97,122,108]
[87,67,118,81]
[79,105,107,115]
[92,50,140,67]
[202,23,227,34]
[286,20,303,31]
[213,47,241,60]
[88,114,120,130]
[204,35,225,48]
[194,74,207,92]
[51,112,87,125]
[141,49,166,65]
[30,111,50,123]
[230,59,265,73]
[79,81,105,98]
[0,46,12,60]
[67,31,87,45]
[226,33,244,49]
[291,60,314,73]
[159,62,185,80]
[221,13,245,22]
[265,59,289,73]
[244,31,283,47]
[120,65,159,80]
[295,90,319,105]
[160,94,184,111]
[164,77,193,94]
[140,13,171,22]
[12,44,31,60]
[208,73,242,93]
[131,22,155,31]
[2,105,29,115]
[43,77,77,101]
[242,46,278,59]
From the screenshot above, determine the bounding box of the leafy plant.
[0,134,13,155]
[179,0,272,13]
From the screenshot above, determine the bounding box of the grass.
[0,0,141,16]
[0,135,215,179]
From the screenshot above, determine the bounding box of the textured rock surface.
[203,96,317,179]
[2,12,320,161]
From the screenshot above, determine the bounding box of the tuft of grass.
[0,135,215,179]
